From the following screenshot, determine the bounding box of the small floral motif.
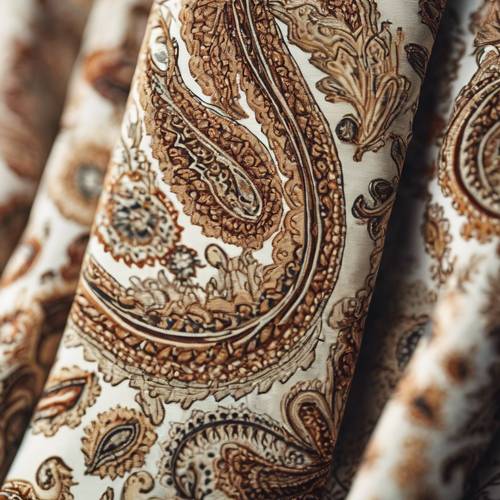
[165,245,203,282]
[96,121,182,268]
[49,143,109,226]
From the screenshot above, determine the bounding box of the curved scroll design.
[158,346,338,499]
[71,0,345,413]
[0,457,75,500]
[99,471,162,500]
[439,1,500,242]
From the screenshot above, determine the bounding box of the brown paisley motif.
[149,3,284,249]
[70,0,345,414]
[0,366,42,484]
[158,346,338,499]
[439,2,500,242]
[328,135,406,454]
[84,49,136,105]
[32,366,101,437]
[0,290,76,479]
[0,238,42,287]
[270,0,411,160]
[81,406,157,480]
[83,2,150,104]
[0,457,76,500]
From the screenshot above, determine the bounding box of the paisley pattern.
[70,0,346,413]
[327,1,498,496]
[1,457,75,500]
[270,0,410,160]
[439,0,500,242]
[3,0,498,499]
[32,366,101,437]
[81,406,157,479]
[0,0,150,483]
[159,346,338,498]
[0,0,90,272]
[344,1,500,498]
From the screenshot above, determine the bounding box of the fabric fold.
[329,0,489,495]
[0,0,446,497]
[0,0,91,271]
[0,0,150,481]
[347,0,500,498]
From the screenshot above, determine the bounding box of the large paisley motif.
[158,347,339,499]
[70,0,345,413]
[439,1,500,242]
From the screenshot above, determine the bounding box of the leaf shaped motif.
[74,0,346,406]
[270,0,411,160]
[145,9,284,249]
[91,423,138,471]
[82,406,157,479]
[0,457,75,500]
[36,378,86,420]
[33,366,101,437]
[158,347,341,498]
[405,43,430,80]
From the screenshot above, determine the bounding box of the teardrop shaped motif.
[32,366,101,437]
[82,406,157,479]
